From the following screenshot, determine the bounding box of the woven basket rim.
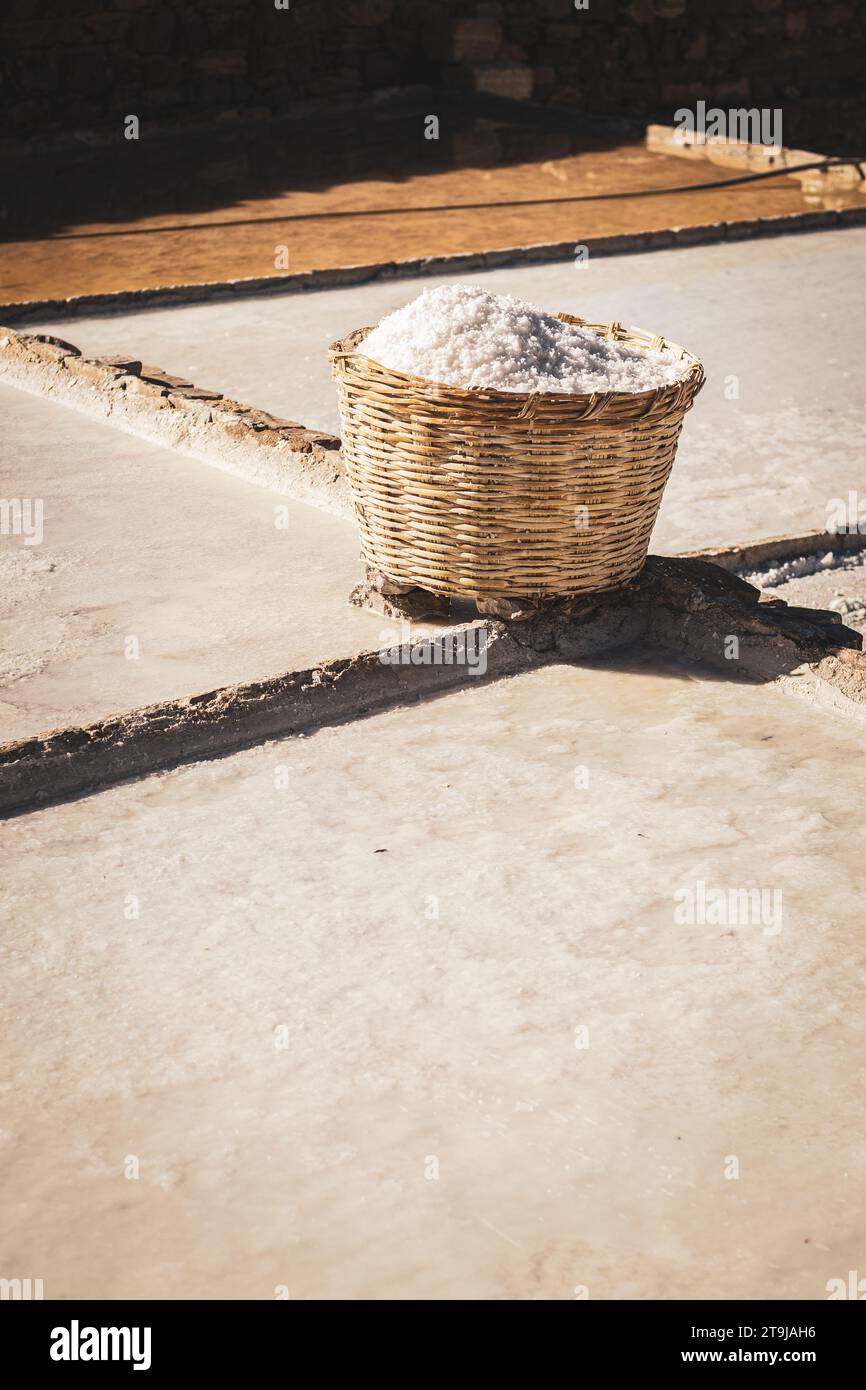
[329,311,704,410]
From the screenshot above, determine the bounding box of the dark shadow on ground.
[0,93,640,244]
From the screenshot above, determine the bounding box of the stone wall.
[2,0,862,150]
[435,0,864,150]
[1,0,432,142]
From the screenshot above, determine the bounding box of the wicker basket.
[329,313,704,599]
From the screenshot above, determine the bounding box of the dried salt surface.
[359,283,687,395]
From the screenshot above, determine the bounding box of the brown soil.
[1,125,857,304]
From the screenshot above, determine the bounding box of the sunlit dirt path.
[1,136,850,304]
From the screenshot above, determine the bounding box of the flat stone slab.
[0,384,444,743]
[22,227,866,554]
[3,661,864,1299]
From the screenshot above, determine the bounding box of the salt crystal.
[359,283,687,395]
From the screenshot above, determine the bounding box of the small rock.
[349,582,450,621]
[64,356,118,385]
[364,568,418,597]
[168,385,223,401]
[121,376,170,399]
[30,333,81,357]
[20,336,80,366]
[94,355,142,375]
[475,595,538,621]
[139,366,195,390]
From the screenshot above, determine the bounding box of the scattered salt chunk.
[742,550,866,590]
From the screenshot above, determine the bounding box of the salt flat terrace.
[27,227,866,556]
[0,384,426,742]
[2,661,864,1299]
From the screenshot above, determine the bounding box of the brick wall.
[440,0,865,151]
[2,0,862,151]
[1,0,432,142]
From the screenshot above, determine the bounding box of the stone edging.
[0,623,534,818]
[3,555,864,818]
[0,326,351,517]
[3,205,866,324]
[645,123,866,191]
[680,529,866,573]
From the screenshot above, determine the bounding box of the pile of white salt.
[359,283,685,395]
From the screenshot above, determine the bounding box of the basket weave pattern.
[330,313,704,599]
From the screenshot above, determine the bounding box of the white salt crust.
[359,283,687,395]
